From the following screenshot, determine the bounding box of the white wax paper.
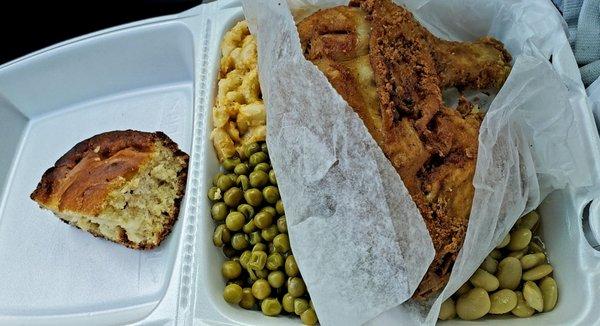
[243,1,435,325]
[243,0,600,325]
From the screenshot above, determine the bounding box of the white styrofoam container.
[1,0,599,325]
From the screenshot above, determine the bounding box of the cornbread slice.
[30,130,189,249]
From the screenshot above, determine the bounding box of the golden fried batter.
[297,0,511,299]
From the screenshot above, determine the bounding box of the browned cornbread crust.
[30,130,189,249]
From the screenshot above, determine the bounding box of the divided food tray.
[0,0,598,325]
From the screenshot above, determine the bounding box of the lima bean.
[470,268,499,292]
[521,253,546,270]
[507,228,532,251]
[540,276,558,312]
[529,241,544,253]
[497,257,522,290]
[518,211,539,230]
[480,256,498,274]
[455,283,472,296]
[522,264,553,281]
[456,288,491,320]
[508,249,527,259]
[489,249,503,260]
[523,281,544,312]
[438,298,456,320]
[511,291,535,317]
[489,289,518,314]
[496,233,510,249]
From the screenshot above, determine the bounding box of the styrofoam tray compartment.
[180,1,600,326]
[181,2,302,325]
[0,17,198,325]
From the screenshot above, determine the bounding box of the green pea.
[239,287,256,309]
[249,152,268,167]
[268,270,286,288]
[223,283,243,304]
[255,211,274,229]
[211,202,229,221]
[496,233,510,249]
[523,281,544,312]
[249,170,269,188]
[238,203,255,219]
[244,188,263,206]
[261,225,279,242]
[266,252,284,270]
[217,174,235,192]
[260,206,277,217]
[213,224,231,247]
[285,255,299,277]
[261,143,268,154]
[222,260,242,279]
[244,142,261,158]
[255,268,269,279]
[288,277,306,297]
[222,245,237,258]
[261,297,282,316]
[234,163,250,175]
[276,200,285,215]
[213,172,225,186]
[489,289,518,314]
[231,233,249,251]
[507,228,532,251]
[522,264,553,281]
[469,268,499,292]
[226,211,245,231]
[263,186,280,204]
[480,256,498,274]
[223,157,241,171]
[223,187,243,207]
[282,293,295,313]
[248,250,267,270]
[253,243,267,252]
[497,257,522,290]
[540,276,558,312]
[521,252,546,270]
[239,250,252,269]
[294,298,310,316]
[268,242,276,254]
[254,162,271,172]
[249,231,262,245]
[277,216,288,233]
[511,291,535,317]
[207,186,222,201]
[301,308,318,325]
[273,233,291,253]
[456,288,490,320]
[269,169,277,185]
[438,297,456,320]
[243,219,256,234]
[237,175,250,191]
[252,279,271,300]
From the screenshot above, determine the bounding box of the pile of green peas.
[208,142,318,325]
[439,210,558,321]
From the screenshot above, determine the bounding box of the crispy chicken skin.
[297,0,511,299]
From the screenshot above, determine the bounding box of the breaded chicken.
[297,0,511,299]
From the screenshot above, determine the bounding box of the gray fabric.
[581,60,600,85]
[574,0,600,65]
[553,0,600,86]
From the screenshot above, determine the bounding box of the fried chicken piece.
[297,0,511,299]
